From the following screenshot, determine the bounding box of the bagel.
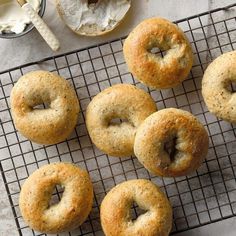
[134,108,209,177]
[202,51,236,123]
[123,17,193,89]
[19,163,93,234]
[100,179,172,236]
[10,70,79,145]
[86,84,157,157]
[56,0,131,36]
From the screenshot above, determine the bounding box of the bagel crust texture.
[202,51,236,123]
[134,108,209,177]
[86,84,157,157]
[10,71,79,145]
[123,17,193,89]
[19,163,93,234]
[100,179,172,236]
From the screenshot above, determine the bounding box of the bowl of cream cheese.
[0,0,46,38]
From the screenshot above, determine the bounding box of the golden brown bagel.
[19,163,93,234]
[202,51,236,123]
[10,71,79,145]
[123,17,193,89]
[134,108,209,177]
[86,84,157,157]
[100,179,172,236]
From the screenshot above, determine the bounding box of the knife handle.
[22,3,60,51]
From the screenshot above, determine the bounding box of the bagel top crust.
[100,179,172,236]
[86,84,157,157]
[134,108,209,177]
[123,17,193,89]
[19,163,93,234]
[202,51,236,123]
[56,0,131,36]
[10,70,79,145]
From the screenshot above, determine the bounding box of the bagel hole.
[130,202,148,222]
[164,137,178,162]
[33,103,50,110]
[109,118,133,126]
[227,81,236,93]
[49,185,64,207]
[88,0,98,4]
[148,47,168,58]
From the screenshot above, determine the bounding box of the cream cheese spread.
[57,0,131,35]
[0,0,41,34]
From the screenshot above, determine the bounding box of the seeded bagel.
[123,17,193,89]
[10,71,79,145]
[100,179,172,236]
[134,108,209,177]
[19,163,93,234]
[202,51,236,123]
[86,84,157,157]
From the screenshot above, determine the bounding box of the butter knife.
[17,0,60,51]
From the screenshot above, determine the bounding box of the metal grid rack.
[1,3,236,236]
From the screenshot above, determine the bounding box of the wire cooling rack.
[1,3,236,236]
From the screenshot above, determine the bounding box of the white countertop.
[1,0,236,235]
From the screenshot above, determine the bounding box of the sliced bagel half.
[56,0,131,36]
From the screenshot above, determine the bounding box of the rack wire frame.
[1,3,236,236]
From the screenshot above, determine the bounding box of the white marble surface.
[1,0,236,235]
